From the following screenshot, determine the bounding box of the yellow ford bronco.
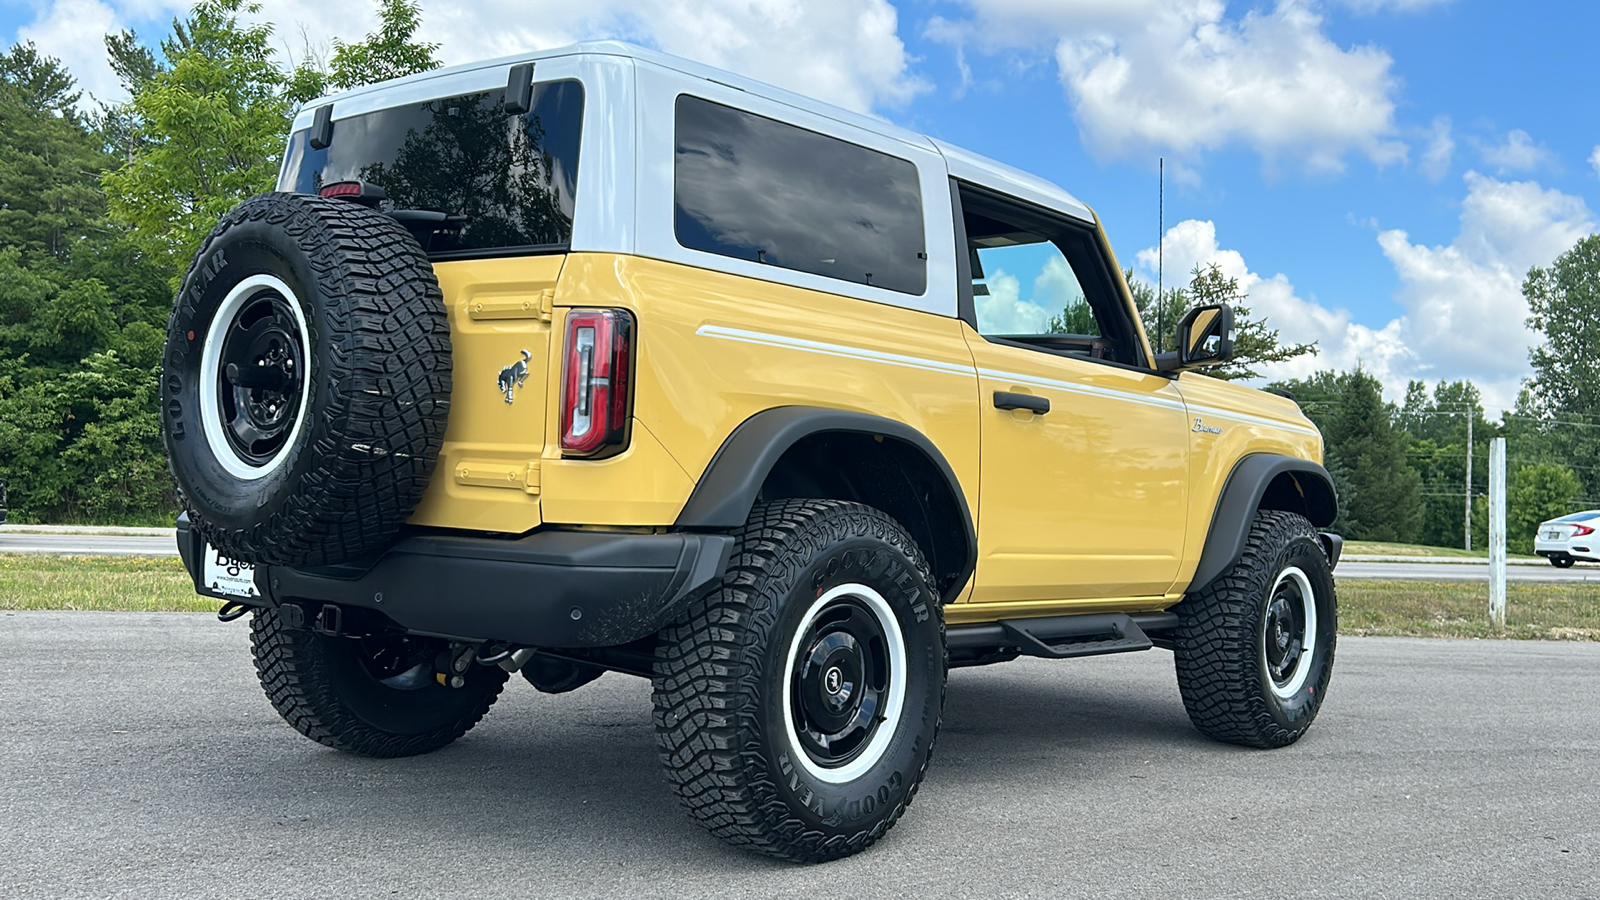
[165,42,1340,862]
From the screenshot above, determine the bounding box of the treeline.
[0,0,439,523]
[1270,230,1600,554]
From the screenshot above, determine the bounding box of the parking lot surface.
[1,612,1594,899]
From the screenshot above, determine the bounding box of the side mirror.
[1156,303,1234,372]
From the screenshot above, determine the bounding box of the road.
[1,613,1593,899]
[0,530,177,557]
[1338,559,1600,582]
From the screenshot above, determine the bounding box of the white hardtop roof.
[295,40,1096,224]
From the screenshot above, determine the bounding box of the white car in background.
[1534,510,1600,568]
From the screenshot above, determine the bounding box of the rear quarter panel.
[544,253,981,533]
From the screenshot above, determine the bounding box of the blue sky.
[5,0,1598,407]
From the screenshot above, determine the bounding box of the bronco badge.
[498,349,531,404]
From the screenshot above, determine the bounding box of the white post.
[1488,437,1507,628]
[1464,415,1473,551]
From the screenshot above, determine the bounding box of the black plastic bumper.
[176,515,734,648]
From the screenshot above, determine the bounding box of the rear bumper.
[177,515,734,648]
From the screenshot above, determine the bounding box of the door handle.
[993,391,1050,414]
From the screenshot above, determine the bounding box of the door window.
[960,186,1143,367]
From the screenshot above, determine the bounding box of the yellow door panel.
[965,325,1190,602]
[407,255,564,533]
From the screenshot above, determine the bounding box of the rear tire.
[651,499,944,862]
[1551,555,1575,569]
[1173,510,1337,748]
[250,607,507,758]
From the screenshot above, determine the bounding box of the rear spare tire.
[162,192,450,566]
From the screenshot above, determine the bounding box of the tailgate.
[407,255,563,532]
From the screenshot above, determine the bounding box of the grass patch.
[1341,579,1600,640]
[1342,540,1536,560]
[0,554,218,613]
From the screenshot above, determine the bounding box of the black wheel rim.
[789,598,892,769]
[1264,576,1308,688]
[214,287,305,468]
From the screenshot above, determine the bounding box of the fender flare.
[1189,454,1339,591]
[673,406,977,601]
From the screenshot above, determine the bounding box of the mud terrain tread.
[168,193,450,566]
[249,608,505,758]
[651,499,944,862]
[1173,509,1333,748]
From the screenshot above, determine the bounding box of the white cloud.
[1589,144,1600,178]
[1136,219,1412,387]
[1377,171,1593,405]
[1133,172,1595,408]
[1478,129,1553,174]
[13,0,924,114]
[16,0,124,104]
[938,0,1405,172]
[1420,115,1453,180]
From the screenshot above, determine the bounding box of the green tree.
[1182,263,1318,379]
[0,44,112,260]
[1122,265,1317,377]
[1505,463,1583,556]
[1397,379,1491,548]
[1272,369,1423,541]
[101,0,292,274]
[1523,234,1600,499]
[286,0,442,103]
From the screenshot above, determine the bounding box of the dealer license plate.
[1545,531,1563,540]
[201,543,260,599]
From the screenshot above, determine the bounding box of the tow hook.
[436,643,477,688]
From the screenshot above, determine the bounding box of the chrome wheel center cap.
[824,666,844,695]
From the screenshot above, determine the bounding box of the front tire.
[1173,510,1337,748]
[250,608,507,758]
[651,500,945,862]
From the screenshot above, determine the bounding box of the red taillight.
[319,181,362,198]
[1573,523,1595,537]
[560,308,633,457]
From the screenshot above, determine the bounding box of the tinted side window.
[673,96,926,295]
[280,80,584,256]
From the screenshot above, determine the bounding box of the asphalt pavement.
[0,531,177,557]
[1,612,1594,899]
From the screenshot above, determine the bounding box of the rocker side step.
[948,612,1178,660]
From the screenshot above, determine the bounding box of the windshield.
[280,79,584,258]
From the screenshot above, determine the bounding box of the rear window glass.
[673,95,926,295]
[280,79,584,257]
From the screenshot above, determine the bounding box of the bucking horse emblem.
[498,349,531,404]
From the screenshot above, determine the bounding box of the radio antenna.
[1157,157,1164,353]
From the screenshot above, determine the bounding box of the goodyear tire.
[250,608,507,757]
[1173,510,1337,748]
[652,500,945,862]
[162,192,450,567]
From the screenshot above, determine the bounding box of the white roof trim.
[287,41,1098,225]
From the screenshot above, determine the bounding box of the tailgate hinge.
[538,288,555,322]
[454,460,542,495]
